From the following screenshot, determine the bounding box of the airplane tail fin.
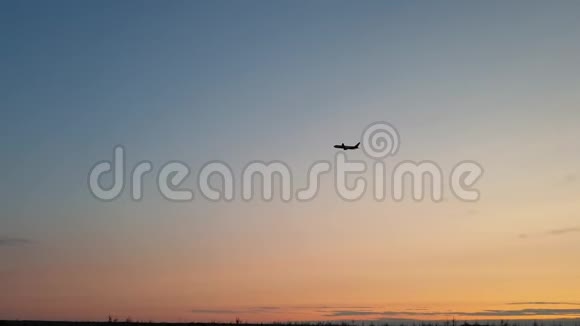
[355,142,360,148]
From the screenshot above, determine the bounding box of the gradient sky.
[1,0,580,322]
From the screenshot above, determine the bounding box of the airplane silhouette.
[333,142,360,150]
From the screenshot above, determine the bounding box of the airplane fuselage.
[333,142,360,150]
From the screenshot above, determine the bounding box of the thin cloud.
[0,237,32,247]
[191,307,283,315]
[191,309,239,314]
[254,306,281,311]
[325,308,580,318]
[294,304,376,310]
[465,309,580,317]
[519,227,580,239]
[192,305,378,317]
[547,228,580,236]
[327,311,380,317]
